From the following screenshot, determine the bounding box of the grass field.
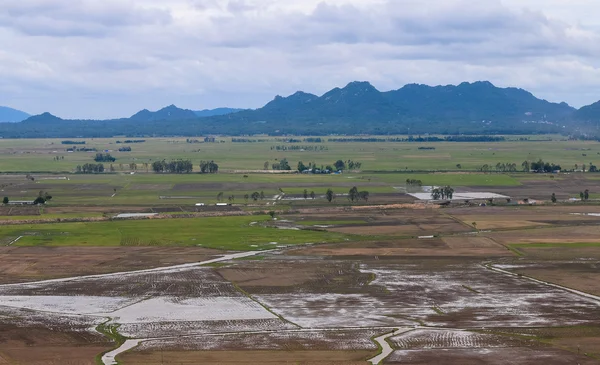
[1,216,355,250]
[1,136,600,173]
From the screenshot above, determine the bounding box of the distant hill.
[0,106,30,123]
[193,108,245,117]
[130,105,197,121]
[574,101,600,123]
[1,81,598,138]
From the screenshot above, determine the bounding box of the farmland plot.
[254,260,600,330]
[0,263,289,339]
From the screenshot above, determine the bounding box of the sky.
[1,0,600,119]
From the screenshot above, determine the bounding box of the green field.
[1,216,354,250]
[1,137,599,173]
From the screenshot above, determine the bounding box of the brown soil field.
[292,238,511,257]
[220,260,378,295]
[0,206,41,216]
[385,347,597,364]
[441,236,503,249]
[121,350,373,364]
[512,262,600,296]
[0,246,219,284]
[453,217,550,230]
[553,337,600,359]
[486,225,600,246]
[0,324,110,365]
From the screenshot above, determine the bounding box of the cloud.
[0,1,172,37]
[0,0,600,118]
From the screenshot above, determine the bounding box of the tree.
[33,196,46,205]
[260,191,265,200]
[443,186,454,199]
[244,194,249,202]
[2,197,8,205]
[580,191,585,201]
[303,189,308,200]
[297,161,307,172]
[251,192,261,201]
[472,222,478,230]
[310,191,316,200]
[551,193,557,203]
[456,164,462,169]
[326,189,334,203]
[359,191,369,202]
[264,161,269,170]
[199,160,219,173]
[348,186,359,202]
[268,211,276,219]
[228,195,235,203]
[217,192,224,202]
[278,158,291,171]
[584,189,590,201]
[334,160,346,171]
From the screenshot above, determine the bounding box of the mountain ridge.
[2,80,599,138]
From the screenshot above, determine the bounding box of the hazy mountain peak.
[0,106,30,123]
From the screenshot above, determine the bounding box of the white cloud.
[0,0,599,118]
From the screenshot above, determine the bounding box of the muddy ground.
[0,246,220,284]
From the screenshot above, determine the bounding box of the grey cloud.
[0,1,172,37]
[2,0,600,118]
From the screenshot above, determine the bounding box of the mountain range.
[1,81,599,138]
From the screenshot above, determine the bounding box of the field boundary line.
[0,250,273,289]
[485,264,600,305]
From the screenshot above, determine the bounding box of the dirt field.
[291,238,512,257]
[121,350,373,364]
[506,262,600,296]
[0,324,110,365]
[0,246,220,284]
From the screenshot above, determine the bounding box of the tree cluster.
[527,159,562,173]
[406,179,423,186]
[580,189,590,201]
[271,145,328,151]
[118,146,132,152]
[430,186,455,200]
[199,160,219,173]
[76,163,105,173]
[152,160,193,173]
[94,153,116,162]
[348,186,370,203]
[271,158,291,171]
[116,140,145,143]
[34,190,53,205]
[61,140,85,145]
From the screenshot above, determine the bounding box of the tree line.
[327,136,506,143]
[271,145,328,151]
[76,163,105,173]
[431,186,455,200]
[94,153,116,162]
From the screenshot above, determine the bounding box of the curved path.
[368,328,413,365]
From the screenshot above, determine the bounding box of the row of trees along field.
[213,187,369,203]
[2,191,52,205]
[264,159,362,172]
[75,160,219,174]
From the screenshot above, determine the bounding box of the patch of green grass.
[95,322,127,365]
[2,216,355,250]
